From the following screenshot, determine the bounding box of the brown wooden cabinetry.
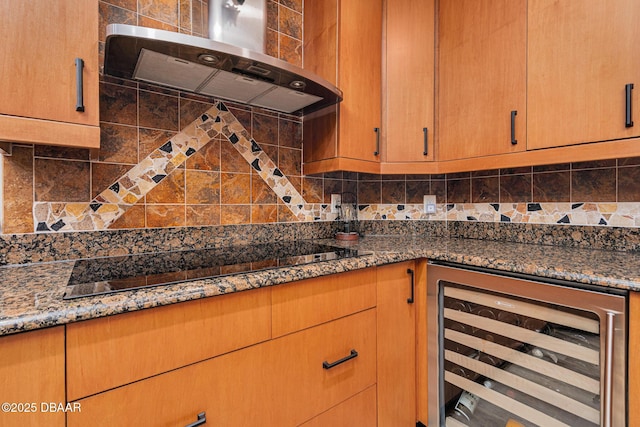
[527,0,640,150]
[382,0,435,167]
[0,327,65,427]
[377,261,418,425]
[68,309,376,427]
[303,0,382,174]
[437,0,527,162]
[0,0,100,148]
[66,288,272,400]
[67,268,381,426]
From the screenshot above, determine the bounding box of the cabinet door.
[385,0,435,163]
[528,0,640,149]
[438,0,526,161]
[303,0,382,172]
[377,261,417,426]
[0,327,65,427]
[0,0,99,147]
[338,0,383,162]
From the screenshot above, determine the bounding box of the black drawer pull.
[407,268,415,304]
[184,412,206,427]
[323,349,358,369]
[374,127,380,156]
[510,110,517,145]
[75,58,85,112]
[423,127,428,155]
[626,83,634,128]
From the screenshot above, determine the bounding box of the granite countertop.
[1,235,638,337]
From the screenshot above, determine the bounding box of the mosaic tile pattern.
[357,203,640,227]
[33,102,337,232]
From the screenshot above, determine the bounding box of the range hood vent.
[103,23,341,115]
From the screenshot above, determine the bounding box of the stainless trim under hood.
[103,24,342,115]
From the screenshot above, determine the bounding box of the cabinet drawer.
[272,267,376,337]
[66,287,271,400]
[68,309,376,427]
[299,385,377,427]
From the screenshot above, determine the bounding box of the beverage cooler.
[427,263,627,427]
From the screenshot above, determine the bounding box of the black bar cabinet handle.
[75,58,85,112]
[626,83,634,128]
[510,110,517,145]
[407,268,415,304]
[184,412,206,427]
[373,127,380,156]
[423,127,428,155]
[323,349,358,369]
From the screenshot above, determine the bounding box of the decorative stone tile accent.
[33,102,337,232]
[356,202,640,227]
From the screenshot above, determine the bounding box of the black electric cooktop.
[63,241,369,299]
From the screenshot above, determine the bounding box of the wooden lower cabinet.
[299,385,377,427]
[66,287,272,401]
[271,267,377,337]
[377,261,418,426]
[67,309,376,427]
[0,327,65,427]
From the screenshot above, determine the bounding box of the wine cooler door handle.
[407,268,415,304]
[374,127,380,156]
[603,312,615,427]
[510,110,518,145]
[626,83,634,128]
[423,127,428,155]
[184,412,206,427]
[75,58,85,112]
[323,349,358,369]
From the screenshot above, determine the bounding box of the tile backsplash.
[1,0,639,236]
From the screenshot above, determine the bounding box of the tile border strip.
[32,102,338,232]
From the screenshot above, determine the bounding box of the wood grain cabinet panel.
[376,261,417,426]
[384,0,435,163]
[527,0,640,150]
[303,0,382,174]
[271,267,377,337]
[68,309,376,427]
[66,288,272,400]
[438,0,527,161]
[299,384,377,427]
[0,327,65,427]
[0,0,100,148]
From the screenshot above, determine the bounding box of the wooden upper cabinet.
[437,0,527,162]
[527,0,640,150]
[0,0,100,148]
[303,0,382,174]
[384,0,435,163]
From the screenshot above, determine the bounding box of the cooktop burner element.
[63,241,368,299]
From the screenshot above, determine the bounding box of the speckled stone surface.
[1,234,638,337]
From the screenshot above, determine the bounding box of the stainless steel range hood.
[103,4,341,115]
